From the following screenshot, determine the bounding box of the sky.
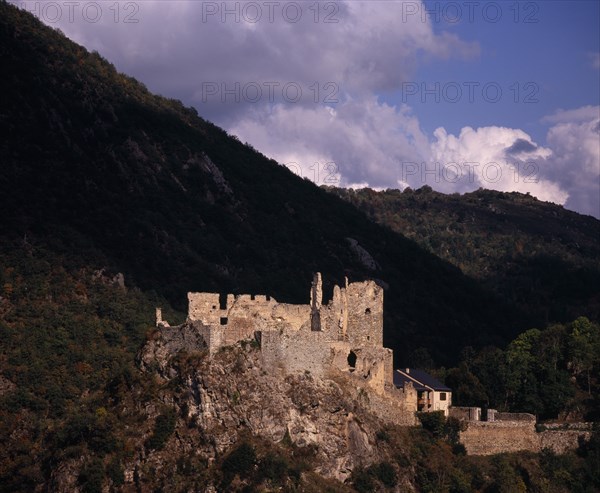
[13,0,600,217]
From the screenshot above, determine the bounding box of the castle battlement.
[157,273,417,425]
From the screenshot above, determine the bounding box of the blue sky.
[14,0,600,216]
[407,0,600,142]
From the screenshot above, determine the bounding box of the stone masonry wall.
[185,274,415,424]
[449,407,481,422]
[539,423,593,454]
[460,421,539,455]
[460,420,593,455]
[345,281,383,348]
[260,326,344,377]
[496,412,536,422]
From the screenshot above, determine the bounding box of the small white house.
[394,368,452,416]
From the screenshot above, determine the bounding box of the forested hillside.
[0,2,530,366]
[1,3,600,491]
[329,186,600,329]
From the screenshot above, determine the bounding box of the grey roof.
[395,368,451,392]
[393,371,428,391]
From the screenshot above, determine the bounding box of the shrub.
[146,408,176,451]
[106,457,125,486]
[351,467,375,493]
[221,442,256,486]
[259,452,289,485]
[374,461,397,487]
[78,459,104,493]
[417,411,446,438]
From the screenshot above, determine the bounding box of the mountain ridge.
[328,186,600,328]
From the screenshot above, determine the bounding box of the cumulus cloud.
[23,0,477,121]
[230,97,430,187]
[542,106,600,124]
[428,126,568,204]
[542,108,600,217]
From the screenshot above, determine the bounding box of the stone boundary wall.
[539,428,592,454]
[540,422,593,431]
[496,412,536,422]
[460,420,539,455]
[460,420,594,456]
[449,406,480,421]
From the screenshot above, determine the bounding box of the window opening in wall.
[219,293,227,310]
[440,392,447,401]
[220,317,228,325]
[311,311,321,331]
[347,351,357,370]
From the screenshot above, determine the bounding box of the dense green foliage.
[0,240,173,491]
[329,186,600,329]
[444,317,600,420]
[352,422,600,493]
[216,435,317,491]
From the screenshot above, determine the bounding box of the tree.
[568,317,600,395]
[445,363,487,407]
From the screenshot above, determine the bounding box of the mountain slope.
[1,4,600,492]
[0,1,523,366]
[329,186,600,327]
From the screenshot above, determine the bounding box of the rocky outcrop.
[138,323,208,377]
[137,334,406,483]
[346,237,379,271]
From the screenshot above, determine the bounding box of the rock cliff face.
[137,327,411,486]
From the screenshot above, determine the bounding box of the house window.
[439,392,447,401]
[220,317,228,325]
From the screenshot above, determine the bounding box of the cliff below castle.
[134,328,416,490]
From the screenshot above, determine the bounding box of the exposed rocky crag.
[135,327,415,489]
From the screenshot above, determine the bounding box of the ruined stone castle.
[156,273,417,425]
[151,274,593,453]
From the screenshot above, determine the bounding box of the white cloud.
[428,126,568,204]
[230,97,430,188]
[542,105,600,124]
[543,110,600,217]
[14,0,477,121]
